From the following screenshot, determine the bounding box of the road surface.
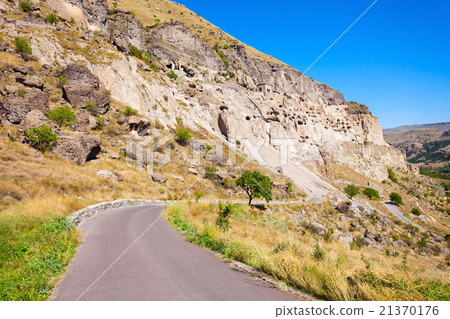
[52,205,298,301]
[382,201,424,231]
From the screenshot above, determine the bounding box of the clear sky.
[176,0,450,128]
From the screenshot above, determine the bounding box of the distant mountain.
[383,122,450,135]
[383,123,450,180]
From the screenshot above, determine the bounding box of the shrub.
[46,13,60,24]
[411,208,421,216]
[175,128,192,146]
[148,62,159,70]
[85,101,97,113]
[18,90,26,97]
[194,192,203,203]
[46,106,77,127]
[95,117,104,130]
[312,243,326,261]
[236,171,273,205]
[221,177,233,188]
[58,77,68,88]
[14,37,32,55]
[205,167,216,180]
[390,192,404,206]
[129,45,142,59]
[19,1,33,13]
[121,106,138,117]
[286,182,293,196]
[167,70,178,79]
[24,125,59,152]
[344,184,360,198]
[387,168,398,183]
[216,203,234,231]
[363,187,380,200]
[323,228,334,243]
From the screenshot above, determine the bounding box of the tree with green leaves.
[46,105,77,127]
[363,187,380,200]
[344,184,360,199]
[24,125,59,152]
[390,192,404,206]
[236,171,273,205]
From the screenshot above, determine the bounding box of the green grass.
[0,215,78,300]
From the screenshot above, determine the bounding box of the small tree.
[46,13,60,24]
[215,203,234,231]
[46,106,77,127]
[363,187,380,200]
[344,184,360,199]
[25,125,59,152]
[194,192,203,203]
[19,1,33,13]
[390,192,404,206]
[14,37,32,55]
[286,182,293,197]
[411,208,421,216]
[129,45,143,59]
[121,105,138,117]
[175,128,192,146]
[236,171,273,205]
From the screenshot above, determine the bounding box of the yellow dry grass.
[166,202,450,300]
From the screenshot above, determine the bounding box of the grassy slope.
[166,202,450,301]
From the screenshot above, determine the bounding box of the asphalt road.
[52,205,298,301]
[382,201,424,231]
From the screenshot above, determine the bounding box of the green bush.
[312,243,326,261]
[387,168,398,183]
[24,125,59,152]
[95,117,104,130]
[344,184,360,198]
[14,37,32,55]
[46,106,76,127]
[363,187,380,200]
[216,203,234,231]
[205,167,216,180]
[175,127,192,146]
[121,106,138,117]
[194,192,203,203]
[166,70,178,79]
[148,62,159,70]
[286,182,293,196]
[411,208,421,216]
[390,192,404,206]
[45,13,60,24]
[323,228,334,243]
[19,1,33,13]
[129,45,142,59]
[236,171,273,205]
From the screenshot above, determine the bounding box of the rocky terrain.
[0,0,449,301]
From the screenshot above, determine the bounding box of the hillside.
[0,0,449,301]
[384,124,450,181]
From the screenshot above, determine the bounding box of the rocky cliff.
[0,0,412,197]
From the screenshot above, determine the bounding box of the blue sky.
[176,0,450,128]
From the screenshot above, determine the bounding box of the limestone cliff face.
[33,0,410,194]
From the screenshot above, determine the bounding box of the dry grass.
[166,202,450,301]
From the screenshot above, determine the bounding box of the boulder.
[62,64,110,114]
[171,175,185,182]
[205,151,226,165]
[0,89,49,124]
[152,151,170,167]
[97,170,124,181]
[19,110,56,132]
[75,109,97,132]
[24,76,44,90]
[151,173,167,184]
[52,134,101,165]
[215,171,229,181]
[127,116,150,133]
[338,233,353,246]
[218,111,230,139]
[307,222,327,236]
[187,167,199,175]
[13,65,29,75]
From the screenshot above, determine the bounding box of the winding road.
[52,205,298,301]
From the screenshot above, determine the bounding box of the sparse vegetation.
[19,1,33,13]
[14,37,32,55]
[215,203,234,231]
[175,128,192,146]
[363,187,380,200]
[388,168,398,183]
[344,184,360,198]
[45,13,60,24]
[411,208,421,216]
[390,192,404,206]
[24,125,59,152]
[166,70,178,79]
[46,106,77,127]
[129,45,143,59]
[121,106,138,117]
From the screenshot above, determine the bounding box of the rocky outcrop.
[65,0,108,27]
[127,116,150,134]
[0,89,49,124]
[151,173,167,184]
[147,21,225,71]
[75,109,97,132]
[62,63,110,114]
[107,11,146,51]
[19,110,56,132]
[52,134,101,165]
